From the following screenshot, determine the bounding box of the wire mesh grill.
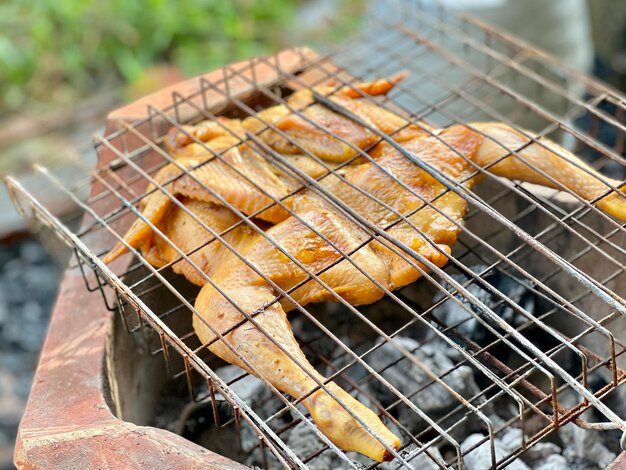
[5,2,626,469]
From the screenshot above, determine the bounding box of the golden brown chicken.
[104,77,416,264]
[104,77,626,462]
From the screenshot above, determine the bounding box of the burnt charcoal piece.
[364,336,481,435]
[559,422,617,470]
[462,431,530,470]
[432,266,536,347]
[519,442,567,470]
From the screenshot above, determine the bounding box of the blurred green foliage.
[0,0,297,112]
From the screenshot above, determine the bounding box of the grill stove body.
[7,3,626,469]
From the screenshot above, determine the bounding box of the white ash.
[461,427,566,470]
[462,432,530,470]
[364,336,481,435]
[519,442,562,466]
[381,444,445,470]
[558,422,616,469]
[498,427,525,454]
[432,266,534,345]
[531,454,569,470]
[214,365,269,408]
[549,388,618,469]
[460,417,619,470]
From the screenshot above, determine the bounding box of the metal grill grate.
[5,2,626,469]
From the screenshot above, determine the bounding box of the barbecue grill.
[6,2,626,469]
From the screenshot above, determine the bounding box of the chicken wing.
[103,144,324,263]
[471,122,626,220]
[166,72,424,163]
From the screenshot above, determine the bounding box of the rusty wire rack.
[5,2,626,469]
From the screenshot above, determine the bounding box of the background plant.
[0,0,298,114]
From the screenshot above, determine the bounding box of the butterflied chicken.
[104,77,626,462]
[104,76,416,264]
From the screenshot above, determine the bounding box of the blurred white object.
[397,0,592,73]
[363,0,593,128]
[462,0,592,73]
[437,0,506,9]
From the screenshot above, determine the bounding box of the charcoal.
[19,240,50,264]
[558,422,616,469]
[245,438,282,469]
[215,366,266,405]
[213,364,289,420]
[498,427,524,453]
[364,336,481,434]
[0,371,22,430]
[178,399,243,462]
[284,421,344,470]
[13,302,45,351]
[0,238,62,467]
[468,425,568,470]
[152,390,194,434]
[4,262,58,303]
[214,365,291,456]
[520,442,562,465]
[532,454,569,470]
[319,335,380,412]
[0,285,7,326]
[462,433,530,470]
[432,266,535,345]
[496,429,568,470]
[379,445,445,470]
[591,383,626,455]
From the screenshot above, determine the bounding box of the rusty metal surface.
[13,267,247,470]
[607,451,626,470]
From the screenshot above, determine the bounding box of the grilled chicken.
[104,76,413,264]
[104,77,626,462]
[139,197,255,286]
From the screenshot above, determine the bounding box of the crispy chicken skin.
[104,76,626,462]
